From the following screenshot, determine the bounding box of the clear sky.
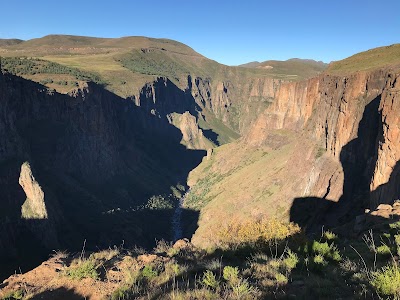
[1,0,399,65]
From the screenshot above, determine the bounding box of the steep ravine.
[0,66,284,279]
[188,66,400,246]
[0,72,206,280]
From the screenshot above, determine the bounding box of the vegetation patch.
[64,257,99,280]
[1,57,106,85]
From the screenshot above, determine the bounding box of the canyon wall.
[248,66,400,209]
[0,72,206,273]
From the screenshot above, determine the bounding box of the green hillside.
[327,44,400,74]
[240,58,327,80]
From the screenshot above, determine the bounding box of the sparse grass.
[64,257,99,280]
[7,221,398,299]
[1,289,25,300]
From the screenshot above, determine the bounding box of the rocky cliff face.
[192,75,281,134]
[124,74,283,150]
[0,71,206,279]
[188,65,400,246]
[247,66,400,215]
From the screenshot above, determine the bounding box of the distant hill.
[326,43,400,74]
[0,38,23,47]
[3,34,200,57]
[239,58,328,80]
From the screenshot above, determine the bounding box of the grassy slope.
[185,130,323,247]
[240,58,328,80]
[0,34,307,95]
[327,43,400,74]
[0,35,206,96]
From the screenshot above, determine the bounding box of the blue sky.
[1,0,399,65]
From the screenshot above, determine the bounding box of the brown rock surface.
[19,162,48,219]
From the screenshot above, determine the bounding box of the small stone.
[377,204,392,211]
[393,200,400,207]
[173,238,190,250]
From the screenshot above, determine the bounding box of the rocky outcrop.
[190,76,281,133]
[19,162,48,219]
[179,112,210,149]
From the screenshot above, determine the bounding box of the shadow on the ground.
[30,287,85,300]
[290,95,400,233]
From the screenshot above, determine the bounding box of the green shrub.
[202,270,219,289]
[274,273,288,284]
[389,221,400,231]
[313,254,328,269]
[312,241,331,255]
[283,250,299,270]
[141,265,158,280]
[394,235,400,256]
[1,289,25,300]
[323,230,338,241]
[311,240,341,262]
[231,279,256,298]
[223,266,240,286]
[65,258,99,280]
[371,264,400,297]
[376,244,391,256]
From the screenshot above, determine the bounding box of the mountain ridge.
[0,36,400,298]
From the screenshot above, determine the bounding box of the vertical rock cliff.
[189,65,400,246]
[0,72,206,278]
[247,66,400,217]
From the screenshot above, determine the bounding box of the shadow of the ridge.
[0,74,202,281]
[30,287,85,300]
[290,95,400,233]
[202,128,220,146]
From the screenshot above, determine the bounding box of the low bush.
[141,265,158,280]
[216,218,300,249]
[202,270,219,289]
[371,264,400,297]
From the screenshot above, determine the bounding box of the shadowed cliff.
[0,72,202,280]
